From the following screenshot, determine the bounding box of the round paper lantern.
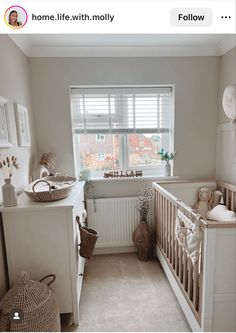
[222,85,236,121]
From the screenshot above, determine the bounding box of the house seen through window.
[97,152,105,161]
[71,86,174,177]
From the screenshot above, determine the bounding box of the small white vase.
[164,163,171,177]
[2,178,17,207]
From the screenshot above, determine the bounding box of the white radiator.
[87,197,140,251]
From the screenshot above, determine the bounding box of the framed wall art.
[0,96,12,148]
[15,104,31,147]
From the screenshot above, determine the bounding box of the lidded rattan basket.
[0,271,60,332]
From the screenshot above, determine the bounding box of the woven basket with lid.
[0,271,60,332]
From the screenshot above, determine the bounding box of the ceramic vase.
[2,178,17,207]
[164,162,171,177]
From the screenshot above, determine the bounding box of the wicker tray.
[24,176,77,202]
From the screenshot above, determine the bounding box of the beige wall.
[0,36,233,301]
[0,39,230,297]
[0,35,37,298]
[218,47,236,124]
[29,56,219,180]
[216,47,236,184]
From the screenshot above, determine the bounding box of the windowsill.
[87,175,179,182]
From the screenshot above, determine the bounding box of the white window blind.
[71,86,172,134]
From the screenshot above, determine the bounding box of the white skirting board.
[156,244,201,332]
[94,245,136,255]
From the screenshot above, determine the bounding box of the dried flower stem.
[0,156,20,179]
[136,185,153,223]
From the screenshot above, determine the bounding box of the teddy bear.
[193,187,213,217]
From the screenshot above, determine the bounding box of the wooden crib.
[153,180,236,332]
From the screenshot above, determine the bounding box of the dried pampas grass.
[0,156,20,179]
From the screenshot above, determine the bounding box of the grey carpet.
[62,253,191,332]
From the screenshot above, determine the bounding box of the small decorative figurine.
[104,170,143,178]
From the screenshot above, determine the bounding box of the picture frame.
[0,96,13,148]
[15,104,31,147]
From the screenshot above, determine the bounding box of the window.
[71,86,174,177]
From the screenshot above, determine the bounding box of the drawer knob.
[78,273,83,277]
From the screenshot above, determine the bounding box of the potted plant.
[133,185,155,261]
[158,148,176,176]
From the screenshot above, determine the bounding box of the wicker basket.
[0,271,60,332]
[76,216,98,259]
[24,176,77,202]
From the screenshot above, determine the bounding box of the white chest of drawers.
[0,181,85,326]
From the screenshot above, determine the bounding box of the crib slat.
[183,250,188,290]
[159,193,163,247]
[222,187,226,204]
[160,194,163,248]
[198,255,204,317]
[161,195,164,250]
[226,189,230,207]
[171,204,175,267]
[168,201,172,260]
[165,197,168,255]
[167,201,170,259]
[162,195,165,250]
[179,243,183,282]
[155,191,159,243]
[175,240,179,274]
[170,202,172,260]
[158,192,161,244]
[231,192,235,211]
[166,199,168,257]
[193,262,199,310]
[165,197,168,256]
[187,258,193,300]
[155,191,158,241]
[164,197,168,254]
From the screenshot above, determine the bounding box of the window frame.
[71,85,175,178]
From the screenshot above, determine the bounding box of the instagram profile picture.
[4,5,28,29]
